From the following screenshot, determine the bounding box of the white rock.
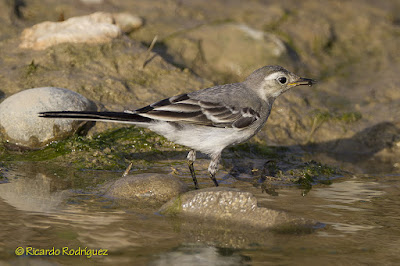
[0,87,95,148]
[19,12,142,50]
[160,187,293,229]
[113,12,143,33]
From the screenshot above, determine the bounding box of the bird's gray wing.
[127,93,261,129]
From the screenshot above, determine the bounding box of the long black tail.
[39,111,153,124]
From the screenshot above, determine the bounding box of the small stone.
[105,173,188,203]
[113,13,143,33]
[19,12,142,50]
[0,87,95,148]
[160,187,295,229]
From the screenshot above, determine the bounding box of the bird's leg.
[208,153,221,187]
[187,150,199,189]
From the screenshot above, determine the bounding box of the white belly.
[149,122,255,156]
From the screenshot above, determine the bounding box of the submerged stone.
[160,187,299,229]
[105,173,189,203]
[0,87,95,149]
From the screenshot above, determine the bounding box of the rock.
[113,13,144,33]
[105,173,189,203]
[163,23,296,82]
[160,187,295,229]
[19,12,142,50]
[0,87,95,148]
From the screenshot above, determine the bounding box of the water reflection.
[149,244,249,266]
[0,173,70,213]
[313,180,385,204]
[311,180,386,234]
[329,223,376,233]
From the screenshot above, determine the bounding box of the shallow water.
[0,162,399,265]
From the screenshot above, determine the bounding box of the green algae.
[259,158,340,196]
[227,139,340,193]
[158,194,183,216]
[0,126,183,170]
[288,160,338,196]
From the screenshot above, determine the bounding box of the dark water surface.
[0,162,399,266]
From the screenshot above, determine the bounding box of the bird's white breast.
[148,121,257,156]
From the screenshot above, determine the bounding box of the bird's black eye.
[278,77,287,84]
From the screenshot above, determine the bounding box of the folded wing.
[129,93,261,129]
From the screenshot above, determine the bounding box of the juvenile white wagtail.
[40,65,314,189]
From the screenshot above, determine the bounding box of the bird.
[39,65,315,189]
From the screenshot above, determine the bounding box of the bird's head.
[244,65,315,101]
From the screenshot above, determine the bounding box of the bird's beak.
[289,77,316,87]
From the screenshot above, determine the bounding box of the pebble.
[113,13,144,33]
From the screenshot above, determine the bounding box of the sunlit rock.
[19,12,143,50]
[113,13,144,34]
[160,187,300,229]
[0,87,95,148]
